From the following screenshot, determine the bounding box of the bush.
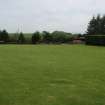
[85,35,105,45]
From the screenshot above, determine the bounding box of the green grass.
[0,45,105,105]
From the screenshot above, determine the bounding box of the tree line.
[0,30,76,44]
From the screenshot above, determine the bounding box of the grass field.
[0,45,105,105]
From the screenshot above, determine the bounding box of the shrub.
[85,35,105,45]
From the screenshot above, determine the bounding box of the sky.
[0,0,105,33]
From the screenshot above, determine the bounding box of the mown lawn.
[0,45,105,105]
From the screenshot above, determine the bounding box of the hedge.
[85,35,105,45]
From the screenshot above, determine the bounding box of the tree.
[86,14,105,35]
[32,31,41,44]
[42,31,52,43]
[95,14,101,34]
[18,32,25,44]
[101,15,105,34]
[87,16,97,35]
[0,30,9,43]
[51,31,71,43]
[0,30,2,41]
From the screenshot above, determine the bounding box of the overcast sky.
[0,0,104,33]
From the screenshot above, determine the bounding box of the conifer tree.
[87,16,97,35]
